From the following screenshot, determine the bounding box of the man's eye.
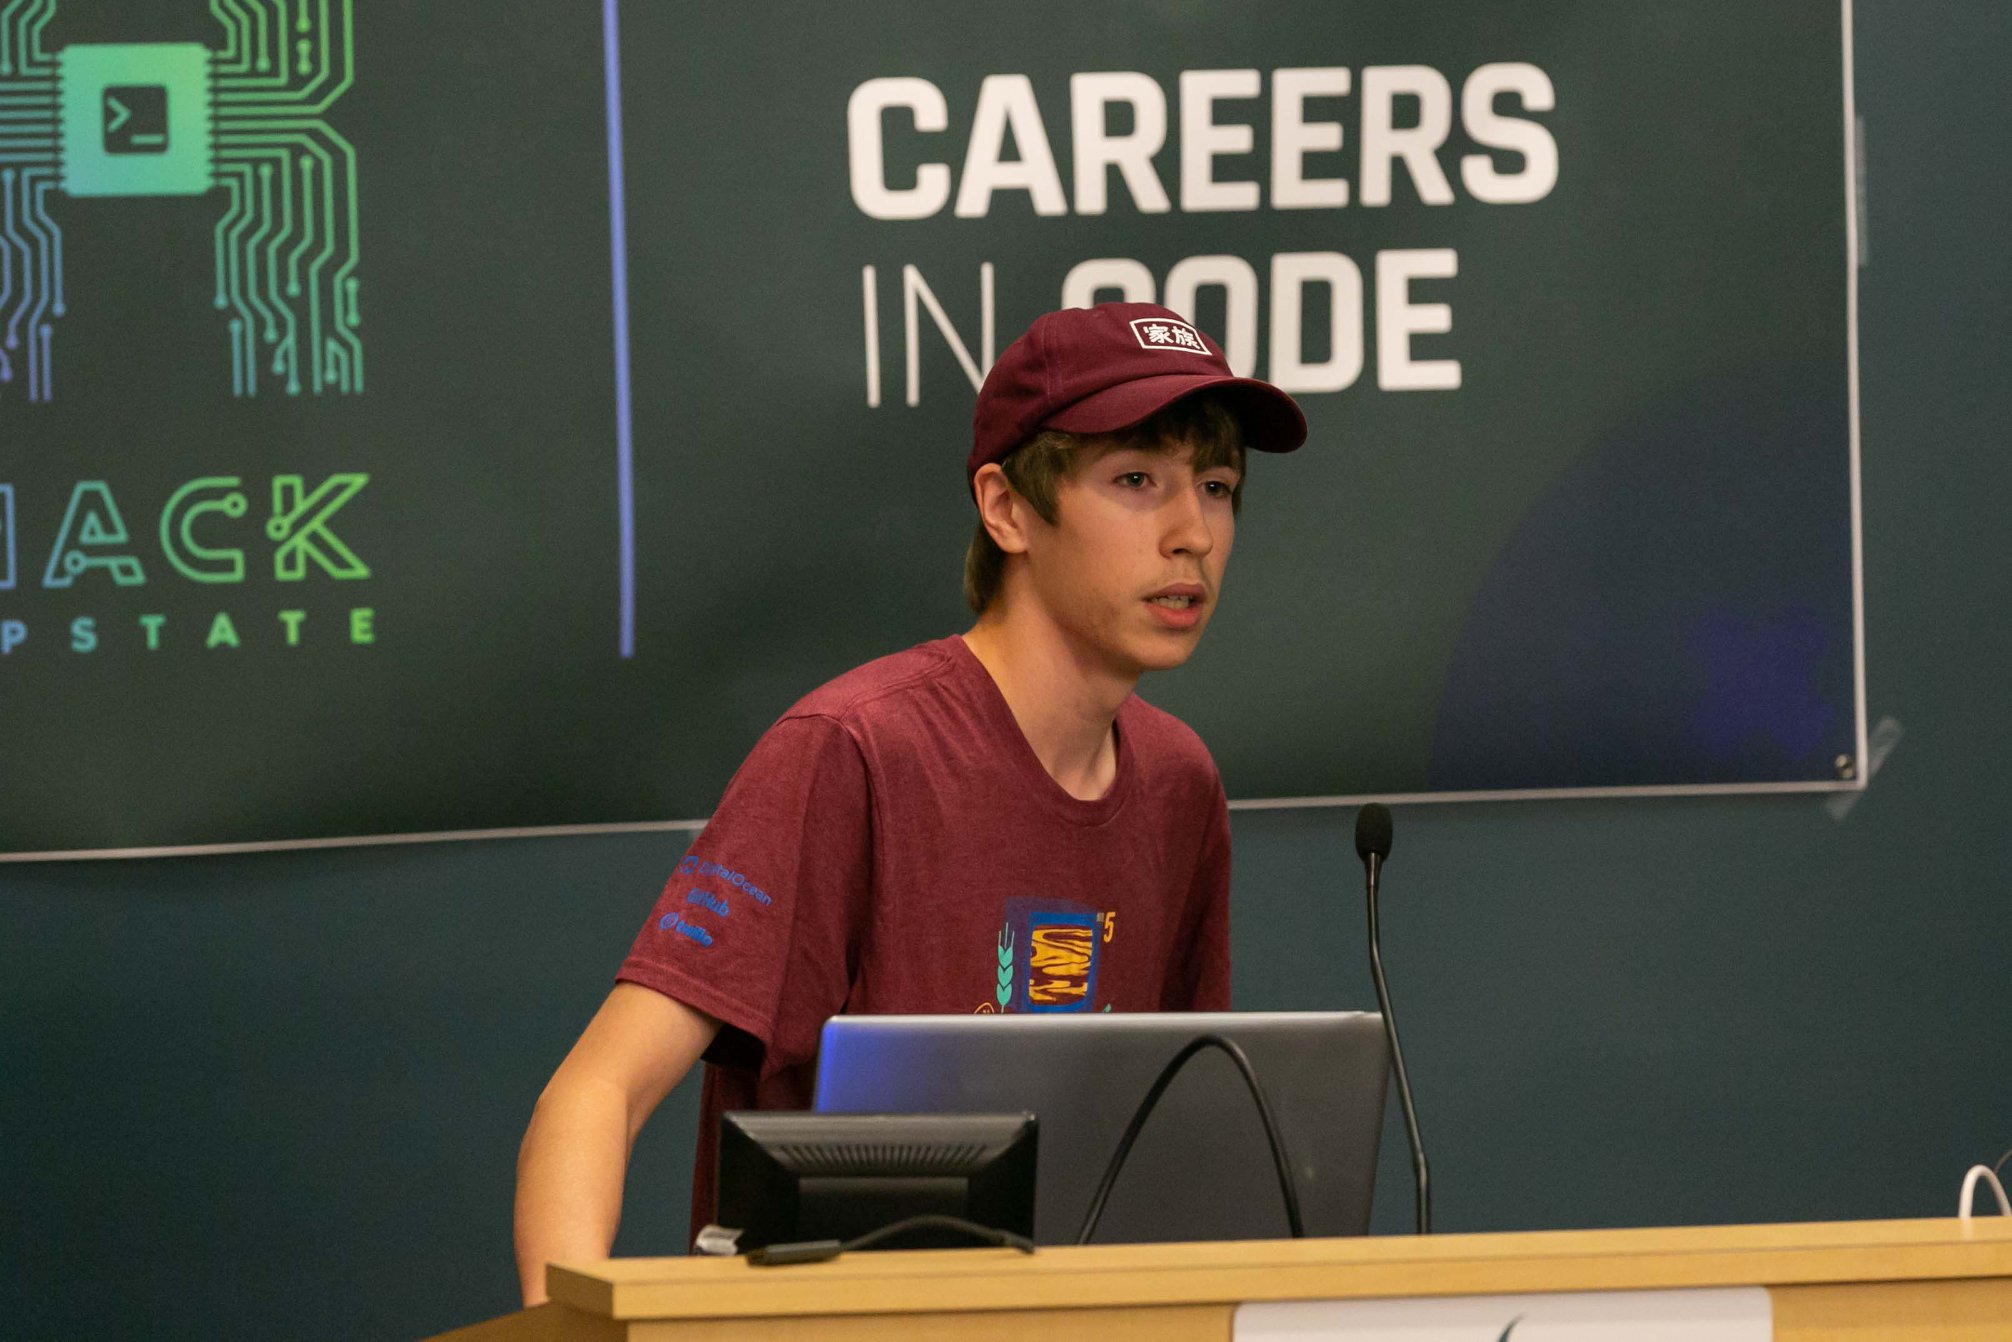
[1116,472,1150,488]
[1203,480,1235,497]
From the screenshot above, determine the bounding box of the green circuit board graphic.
[0,0,362,402]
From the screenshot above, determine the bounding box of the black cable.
[1074,1032,1305,1245]
[845,1213,1035,1254]
[1993,1146,2012,1178]
[749,1213,1036,1266]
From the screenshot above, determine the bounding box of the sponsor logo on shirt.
[685,888,730,918]
[656,854,770,952]
[658,911,715,947]
[977,897,1117,1014]
[676,855,773,905]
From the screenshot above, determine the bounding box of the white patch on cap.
[1129,317,1211,355]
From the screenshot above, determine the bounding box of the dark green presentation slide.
[0,1,1862,856]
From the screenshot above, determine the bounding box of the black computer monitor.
[715,1110,1037,1252]
[812,1012,1389,1244]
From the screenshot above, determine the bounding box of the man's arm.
[513,982,721,1306]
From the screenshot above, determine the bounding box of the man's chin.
[1134,630,1206,673]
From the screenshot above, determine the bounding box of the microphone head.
[1354,803,1393,861]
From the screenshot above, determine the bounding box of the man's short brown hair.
[962,392,1248,614]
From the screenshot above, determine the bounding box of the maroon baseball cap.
[968,302,1308,482]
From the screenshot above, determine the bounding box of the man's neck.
[961,610,1137,802]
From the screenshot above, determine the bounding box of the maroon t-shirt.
[616,636,1231,1242]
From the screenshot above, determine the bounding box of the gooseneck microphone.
[1356,802,1431,1234]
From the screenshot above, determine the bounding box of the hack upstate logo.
[0,474,373,656]
[1,3,375,658]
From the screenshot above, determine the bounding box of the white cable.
[1959,1165,2012,1223]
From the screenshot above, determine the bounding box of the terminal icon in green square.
[103,85,169,155]
[58,44,213,196]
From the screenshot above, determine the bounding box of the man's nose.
[1163,482,1216,557]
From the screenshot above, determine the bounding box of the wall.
[3,2,2008,1336]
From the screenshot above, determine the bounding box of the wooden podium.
[431,1218,2012,1341]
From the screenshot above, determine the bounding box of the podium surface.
[431,1218,2012,1341]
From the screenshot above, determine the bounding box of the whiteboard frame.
[0,0,1868,863]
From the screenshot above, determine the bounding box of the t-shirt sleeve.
[1164,776,1232,1011]
[617,713,872,1079]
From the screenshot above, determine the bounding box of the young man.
[512,302,1306,1302]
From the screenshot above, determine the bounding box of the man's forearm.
[513,1077,632,1306]
[513,983,720,1305]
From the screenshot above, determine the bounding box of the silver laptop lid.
[814,1011,1388,1244]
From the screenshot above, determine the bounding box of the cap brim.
[1043,373,1308,452]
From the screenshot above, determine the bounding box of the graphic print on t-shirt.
[653,853,773,951]
[979,897,1117,1014]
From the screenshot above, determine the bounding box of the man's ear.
[972,463,1036,555]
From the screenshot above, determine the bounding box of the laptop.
[814,1011,1388,1244]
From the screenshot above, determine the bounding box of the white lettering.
[1179,69,1262,212]
[847,77,952,220]
[861,265,881,408]
[852,65,1557,219]
[1376,248,1461,390]
[1269,252,1365,393]
[955,74,1069,218]
[1359,65,1455,207]
[1271,67,1352,209]
[903,263,996,405]
[1164,255,1260,376]
[1070,72,1171,215]
[1461,63,1559,204]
